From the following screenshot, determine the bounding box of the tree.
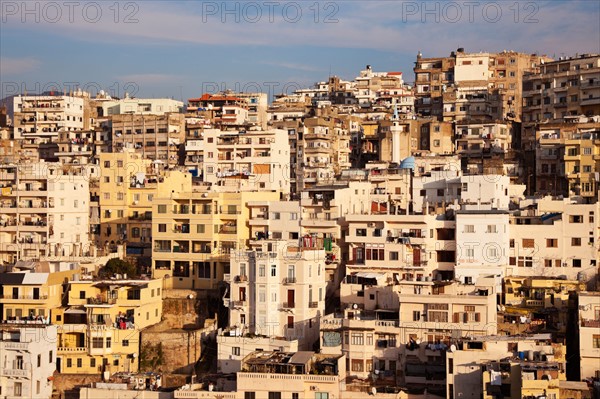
[99,258,138,279]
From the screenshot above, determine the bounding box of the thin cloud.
[118,74,179,84]
[260,61,323,73]
[0,57,41,75]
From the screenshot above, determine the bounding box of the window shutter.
[453,313,459,323]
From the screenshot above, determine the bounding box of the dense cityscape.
[0,46,600,399]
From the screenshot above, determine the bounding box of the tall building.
[97,151,192,256]
[0,323,58,399]
[227,240,326,347]
[151,190,280,290]
[0,162,91,264]
[109,113,185,168]
[201,128,291,194]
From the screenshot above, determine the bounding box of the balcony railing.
[0,295,48,300]
[309,301,319,308]
[87,297,117,305]
[280,302,295,309]
[283,277,297,284]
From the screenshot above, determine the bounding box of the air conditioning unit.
[117,182,122,186]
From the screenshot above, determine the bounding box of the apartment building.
[446,334,563,399]
[535,121,600,200]
[578,291,600,380]
[455,210,510,285]
[522,54,600,125]
[96,97,183,116]
[0,268,78,321]
[227,241,326,349]
[110,113,185,167]
[151,190,280,290]
[321,278,496,394]
[201,128,290,194]
[344,213,455,282]
[0,323,58,399]
[414,52,456,118]
[482,348,566,399]
[13,93,93,161]
[55,130,103,168]
[97,151,192,256]
[56,277,163,374]
[455,122,513,159]
[0,162,90,264]
[188,92,269,129]
[508,198,598,282]
[298,116,351,189]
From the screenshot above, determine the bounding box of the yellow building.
[56,277,163,374]
[151,190,280,290]
[0,268,79,321]
[98,150,192,256]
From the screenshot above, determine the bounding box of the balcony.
[234,275,248,283]
[58,346,87,353]
[280,302,295,309]
[86,297,117,306]
[231,300,246,308]
[309,301,319,308]
[283,277,297,284]
[581,319,600,328]
[0,341,28,350]
[0,294,49,301]
[2,367,28,378]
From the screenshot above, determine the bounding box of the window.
[464,225,474,233]
[233,347,240,356]
[522,239,535,248]
[49,350,53,363]
[292,394,299,399]
[486,225,497,233]
[356,228,367,236]
[122,340,129,347]
[158,224,166,233]
[593,335,600,349]
[546,239,558,248]
[351,333,364,345]
[572,237,582,246]
[106,338,112,348]
[315,394,329,399]
[259,264,265,277]
[90,358,96,368]
[271,264,277,277]
[77,358,82,368]
[37,354,41,367]
[366,334,373,346]
[244,393,256,399]
[390,251,399,261]
[92,337,103,348]
[351,359,364,372]
[197,224,205,233]
[268,393,281,399]
[573,259,582,268]
[67,358,72,368]
[413,310,421,321]
[157,205,167,214]
[14,382,22,397]
[570,215,583,223]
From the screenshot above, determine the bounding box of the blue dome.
[399,156,415,170]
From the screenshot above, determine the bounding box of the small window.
[233,347,240,356]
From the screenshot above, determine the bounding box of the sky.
[1,0,599,101]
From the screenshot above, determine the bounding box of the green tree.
[99,258,138,279]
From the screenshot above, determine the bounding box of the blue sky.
[1,0,599,101]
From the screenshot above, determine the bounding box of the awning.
[64,307,86,314]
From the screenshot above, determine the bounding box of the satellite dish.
[450,344,457,352]
[371,387,377,396]
[353,304,358,309]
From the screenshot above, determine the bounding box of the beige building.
[201,128,290,194]
[578,291,600,380]
[522,54,600,125]
[110,113,185,168]
[97,151,192,256]
[509,197,599,283]
[0,162,91,264]
[535,122,600,201]
[446,334,563,399]
[151,190,280,290]
[56,277,163,374]
[227,241,326,346]
[0,323,58,399]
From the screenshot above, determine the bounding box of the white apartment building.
[0,162,90,264]
[227,241,326,348]
[578,291,600,379]
[0,323,58,399]
[455,210,510,285]
[202,129,291,194]
[13,94,90,140]
[509,198,599,282]
[97,97,183,116]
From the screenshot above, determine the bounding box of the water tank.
[577,272,585,282]
[527,350,534,361]
[518,351,525,360]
